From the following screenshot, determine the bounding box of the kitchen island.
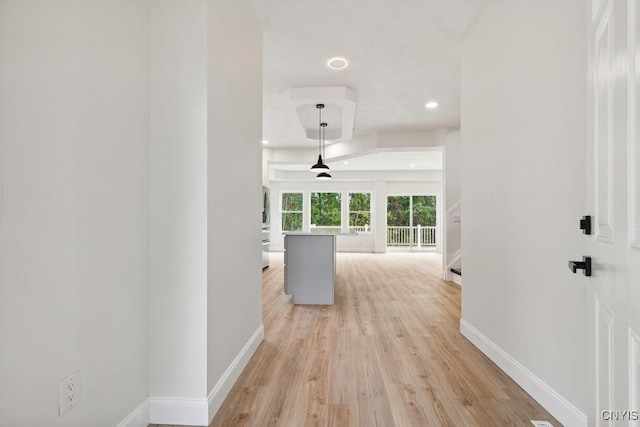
[283,233,344,305]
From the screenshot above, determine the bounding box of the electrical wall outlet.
[59,370,81,415]
[531,421,554,427]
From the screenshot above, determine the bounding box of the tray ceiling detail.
[284,86,357,142]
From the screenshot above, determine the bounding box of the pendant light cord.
[317,104,323,158]
[319,108,322,156]
[321,122,325,158]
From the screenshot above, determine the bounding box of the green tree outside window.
[310,192,341,232]
[349,193,371,231]
[282,192,303,231]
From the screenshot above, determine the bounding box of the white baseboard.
[149,396,209,426]
[116,398,149,427]
[450,272,461,286]
[207,323,265,424]
[444,271,461,285]
[119,326,264,427]
[460,319,587,427]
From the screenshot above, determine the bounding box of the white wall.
[206,0,264,418]
[373,181,387,252]
[149,0,208,405]
[0,2,265,425]
[272,169,441,182]
[377,130,439,148]
[324,133,378,159]
[444,131,461,209]
[270,147,315,163]
[444,130,462,273]
[385,181,440,195]
[322,131,440,161]
[0,1,150,425]
[262,148,274,186]
[461,0,587,424]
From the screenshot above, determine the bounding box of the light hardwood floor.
[153,252,560,427]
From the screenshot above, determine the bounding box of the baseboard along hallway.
[154,252,558,426]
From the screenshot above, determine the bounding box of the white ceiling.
[272,149,442,172]
[252,0,489,148]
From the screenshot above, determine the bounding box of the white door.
[587,0,640,425]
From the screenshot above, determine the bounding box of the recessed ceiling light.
[410,163,416,168]
[425,101,439,109]
[328,57,348,70]
[262,140,269,145]
[343,161,349,165]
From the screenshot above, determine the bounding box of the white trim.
[443,201,462,278]
[593,0,605,21]
[149,396,208,426]
[446,249,462,270]
[629,0,640,249]
[336,248,376,253]
[116,398,149,427]
[595,295,615,427]
[207,324,265,424]
[273,247,382,253]
[446,200,462,216]
[285,86,357,141]
[445,249,462,284]
[136,324,265,427]
[629,328,640,427]
[449,271,461,286]
[594,0,615,245]
[460,319,587,427]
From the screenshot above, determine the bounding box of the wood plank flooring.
[154,252,560,427]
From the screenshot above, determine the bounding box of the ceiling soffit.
[285,86,357,142]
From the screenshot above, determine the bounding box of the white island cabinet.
[283,233,336,305]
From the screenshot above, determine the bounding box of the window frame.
[348,192,372,233]
[281,192,303,232]
[310,191,342,233]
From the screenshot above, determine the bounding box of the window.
[348,192,371,232]
[412,195,436,227]
[310,192,341,233]
[386,195,437,247]
[387,196,410,227]
[281,192,303,231]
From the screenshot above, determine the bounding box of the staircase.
[444,201,462,285]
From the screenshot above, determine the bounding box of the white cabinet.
[283,234,336,305]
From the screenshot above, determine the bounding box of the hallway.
[202,253,558,426]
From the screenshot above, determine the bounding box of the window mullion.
[342,191,348,233]
[303,191,311,233]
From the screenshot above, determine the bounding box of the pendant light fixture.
[311,104,330,173]
[316,172,332,180]
[315,122,332,180]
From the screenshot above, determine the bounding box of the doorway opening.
[386,195,437,251]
